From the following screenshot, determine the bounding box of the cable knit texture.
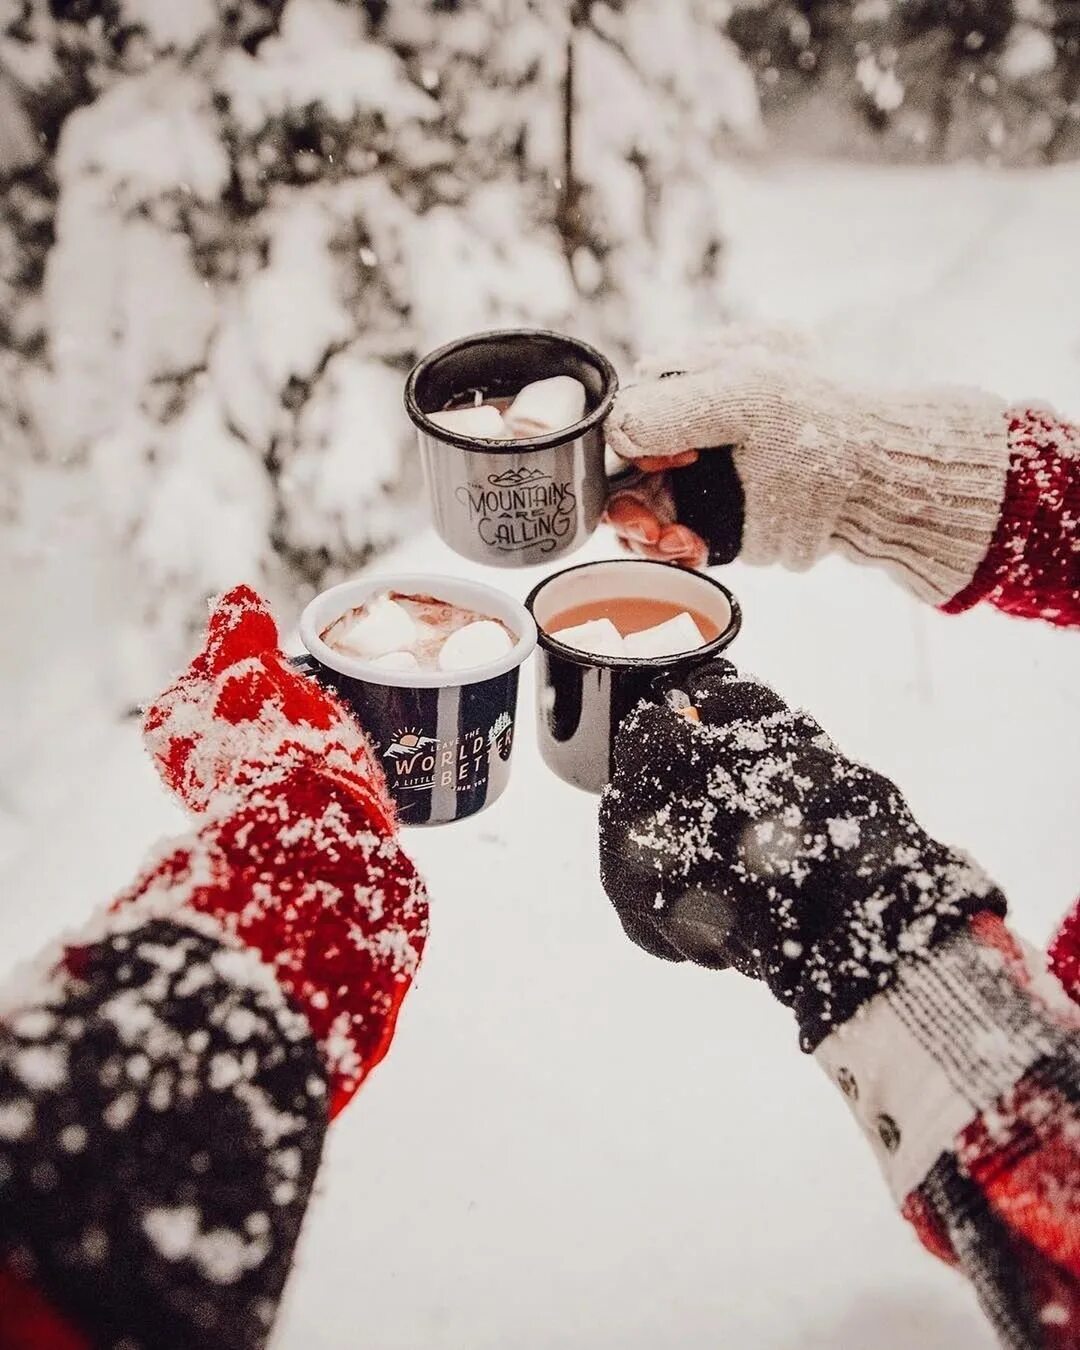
[830,388,1009,604]
[602,340,1009,604]
[942,408,1080,626]
[608,346,1009,605]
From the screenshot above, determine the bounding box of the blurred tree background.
[726,0,1080,162]
[0,0,753,701]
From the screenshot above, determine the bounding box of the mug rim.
[403,327,619,455]
[525,559,742,670]
[299,573,538,689]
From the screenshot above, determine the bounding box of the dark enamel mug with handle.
[405,328,619,568]
[526,559,742,794]
[295,575,537,826]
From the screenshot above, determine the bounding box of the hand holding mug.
[598,658,1005,1049]
[604,326,1007,606]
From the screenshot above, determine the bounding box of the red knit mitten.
[1,588,428,1350]
[131,585,428,1116]
[144,583,392,829]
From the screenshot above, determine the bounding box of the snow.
[13,1045,68,1092]
[1001,25,1057,81]
[2,157,1080,1348]
[856,56,905,114]
[217,0,438,132]
[0,1101,34,1142]
[143,1204,270,1284]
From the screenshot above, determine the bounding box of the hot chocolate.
[547,597,719,661]
[525,558,741,792]
[321,591,515,674]
[428,375,587,442]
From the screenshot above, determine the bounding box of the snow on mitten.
[606,327,1009,605]
[133,585,427,1113]
[598,661,1080,1347]
[598,659,1006,1048]
[144,583,391,830]
[1,588,428,1350]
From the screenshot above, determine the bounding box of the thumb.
[607,369,754,462]
[201,585,280,676]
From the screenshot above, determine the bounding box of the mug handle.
[287,652,341,694]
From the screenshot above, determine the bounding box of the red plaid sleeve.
[817,913,1080,1346]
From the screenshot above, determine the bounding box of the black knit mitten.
[598,661,1007,1050]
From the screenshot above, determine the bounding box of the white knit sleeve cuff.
[813,930,1076,1202]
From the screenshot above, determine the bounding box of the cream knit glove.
[607,330,1011,605]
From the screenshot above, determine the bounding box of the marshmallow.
[504,376,587,438]
[369,650,420,671]
[428,404,511,440]
[623,612,705,660]
[335,595,417,660]
[437,620,514,672]
[550,617,626,659]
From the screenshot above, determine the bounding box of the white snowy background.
[3,2,1080,1346]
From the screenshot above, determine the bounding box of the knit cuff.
[832,391,1010,605]
[814,917,1077,1203]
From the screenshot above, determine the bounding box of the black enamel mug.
[405,328,619,567]
[526,559,742,794]
[297,575,537,826]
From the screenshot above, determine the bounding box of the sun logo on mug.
[385,727,438,760]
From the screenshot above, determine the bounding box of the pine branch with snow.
[0,0,758,707]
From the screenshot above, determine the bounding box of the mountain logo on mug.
[455,470,577,556]
[487,466,550,488]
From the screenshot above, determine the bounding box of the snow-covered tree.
[726,0,1080,163]
[0,0,758,701]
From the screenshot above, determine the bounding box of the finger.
[679,671,825,748]
[615,535,680,563]
[604,493,663,546]
[656,523,709,568]
[615,909,688,963]
[627,538,670,560]
[607,370,752,462]
[632,451,700,474]
[611,532,674,564]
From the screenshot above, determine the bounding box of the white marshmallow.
[504,376,587,438]
[334,595,417,660]
[437,620,514,672]
[623,612,705,660]
[428,405,511,440]
[549,617,626,659]
[368,650,420,672]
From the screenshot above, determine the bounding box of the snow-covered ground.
[3,159,1080,1347]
